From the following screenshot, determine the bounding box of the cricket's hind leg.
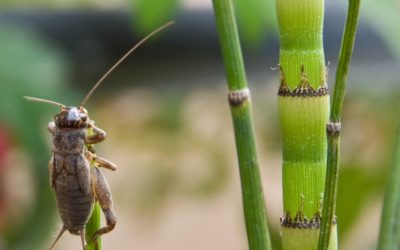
[48,226,67,250]
[88,167,116,244]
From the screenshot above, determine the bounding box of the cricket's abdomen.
[53,154,94,234]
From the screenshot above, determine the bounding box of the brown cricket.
[24,21,174,250]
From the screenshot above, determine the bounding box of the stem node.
[228,88,250,107]
[326,121,341,137]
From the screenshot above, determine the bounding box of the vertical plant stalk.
[85,127,102,250]
[318,0,360,249]
[86,202,102,250]
[378,122,400,249]
[212,0,272,249]
[276,0,336,248]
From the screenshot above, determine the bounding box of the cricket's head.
[55,106,89,128]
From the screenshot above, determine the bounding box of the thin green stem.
[85,127,102,250]
[212,0,272,249]
[378,119,400,249]
[318,0,360,249]
[86,202,102,250]
[212,0,247,91]
[329,0,361,122]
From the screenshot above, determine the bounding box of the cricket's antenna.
[80,20,175,107]
[24,96,65,107]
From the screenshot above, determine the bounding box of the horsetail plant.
[276,0,336,248]
[212,0,272,249]
[318,0,361,249]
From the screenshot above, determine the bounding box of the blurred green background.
[0,0,399,249]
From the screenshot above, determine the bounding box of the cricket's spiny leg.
[89,167,116,243]
[85,151,117,171]
[48,226,67,250]
[85,123,107,144]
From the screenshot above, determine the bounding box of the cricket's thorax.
[52,128,86,155]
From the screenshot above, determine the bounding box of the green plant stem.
[85,127,102,250]
[282,228,337,250]
[329,0,361,122]
[86,202,102,250]
[212,0,272,249]
[378,119,400,249]
[318,0,360,249]
[276,0,338,248]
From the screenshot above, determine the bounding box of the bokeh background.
[0,0,399,249]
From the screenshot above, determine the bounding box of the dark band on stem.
[327,121,341,137]
[278,64,328,97]
[228,88,250,107]
[280,211,336,229]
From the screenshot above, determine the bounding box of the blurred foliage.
[337,166,385,240]
[362,0,400,62]
[0,25,75,249]
[130,0,276,45]
[234,0,277,45]
[131,0,179,34]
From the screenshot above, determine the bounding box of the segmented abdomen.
[53,154,94,234]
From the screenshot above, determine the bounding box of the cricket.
[24,21,174,250]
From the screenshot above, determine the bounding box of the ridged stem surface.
[276,0,337,249]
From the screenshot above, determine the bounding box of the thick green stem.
[279,95,329,218]
[318,1,360,249]
[276,0,326,90]
[378,119,400,249]
[282,227,337,250]
[212,0,272,249]
[277,0,337,248]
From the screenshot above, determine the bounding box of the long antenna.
[23,96,65,107]
[80,21,175,106]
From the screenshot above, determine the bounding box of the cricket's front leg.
[89,167,117,243]
[47,122,56,135]
[85,122,107,144]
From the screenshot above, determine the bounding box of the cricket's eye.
[80,114,87,122]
